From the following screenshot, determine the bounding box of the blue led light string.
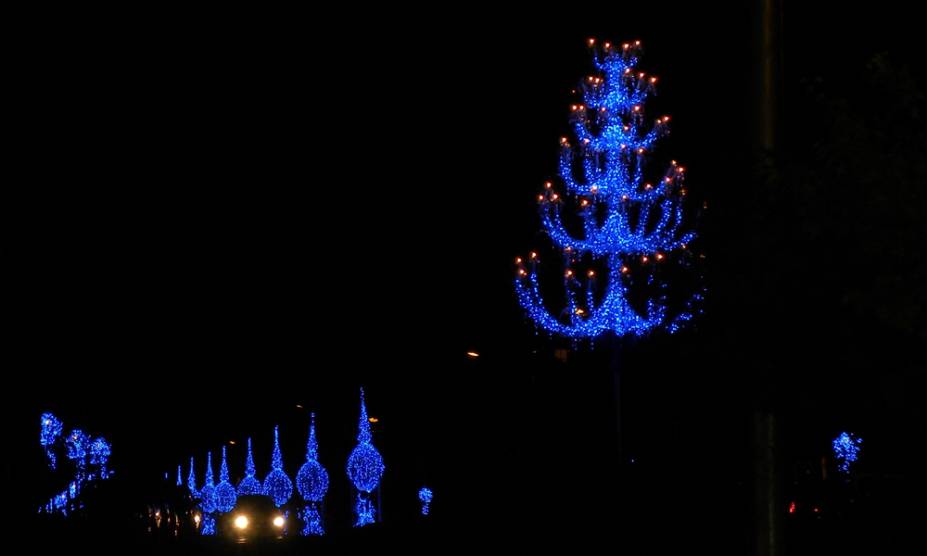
[832,432,862,473]
[346,388,384,527]
[40,413,63,470]
[296,412,329,536]
[418,487,433,516]
[187,456,199,497]
[200,451,217,516]
[263,425,293,507]
[215,446,238,513]
[516,39,704,340]
[237,437,262,495]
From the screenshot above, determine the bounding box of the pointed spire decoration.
[200,451,217,514]
[263,425,293,507]
[220,446,230,483]
[177,464,182,487]
[237,437,262,496]
[271,425,284,470]
[187,456,198,496]
[347,387,385,527]
[307,412,319,462]
[297,412,329,536]
[215,445,238,513]
[356,388,372,444]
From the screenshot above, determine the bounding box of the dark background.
[7,2,926,553]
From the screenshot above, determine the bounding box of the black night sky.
[8,3,926,554]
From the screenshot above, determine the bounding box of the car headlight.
[272,516,285,528]
[234,515,249,529]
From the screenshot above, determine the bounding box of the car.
[218,495,288,542]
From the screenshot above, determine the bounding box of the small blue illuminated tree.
[89,436,111,479]
[832,432,862,473]
[215,446,238,513]
[263,426,293,507]
[66,429,90,484]
[40,413,63,470]
[296,412,329,536]
[187,456,199,497]
[237,437,262,496]
[176,464,183,487]
[346,388,385,527]
[515,39,702,340]
[418,487,433,516]
[200,451,217,515]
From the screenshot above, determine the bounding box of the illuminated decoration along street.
[187,456,198,497]
[40,413,63,470]
[237,437,262,496]
[418,487,433,516]
[346,388,385,527]
[515,39,704,339]
[263,425,294,507]
[215,446,238,513]
[200,451,217,515]
[832,432,862,473]
[297,412,329,536]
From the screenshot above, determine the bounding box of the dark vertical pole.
[754,2,783,555]
[753,410,781,556]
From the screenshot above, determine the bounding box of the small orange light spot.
[518,269,527,276]
[665,177,673,183]
[588,38,596,46]
[229,440,236,445]
[622,43,630,50]
[466,351,480,358]
[587,270,595,278]
[650,77,657,84]
[604,42,611,49]
[633,105,641,112]
[655,253,665,261]
[565,270,573,278]
[788,501,796,514]
[551,193,559,200]
[530,251,538,259]
[644,183,653,190]
[642,256,649,263]
[590,186,598,193]
[621,266,630,274]
[634,40,641,46]
[545,181,552,189]
[515,257,522,264]
[622,195,629,202]
[368,417,379,423]
[538,194,545,201]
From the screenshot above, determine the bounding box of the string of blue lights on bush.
[832,432,862,473]
[296,412,329,536]
[40,413,63,470]
[38,413,112,515]
[263,425,294,507]
[418,487,433,516]
[237,437,262,496]
[346,388,385,527]
[515,39,704,340]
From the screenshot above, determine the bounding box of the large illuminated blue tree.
[296,412,329,536]
[215,446,238,513]
[237,437,262,495]
[263,426,293,507]
[346,388,384,527]
[40,413,63,470]
[66,429,90,486]
[515,39,702,339]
